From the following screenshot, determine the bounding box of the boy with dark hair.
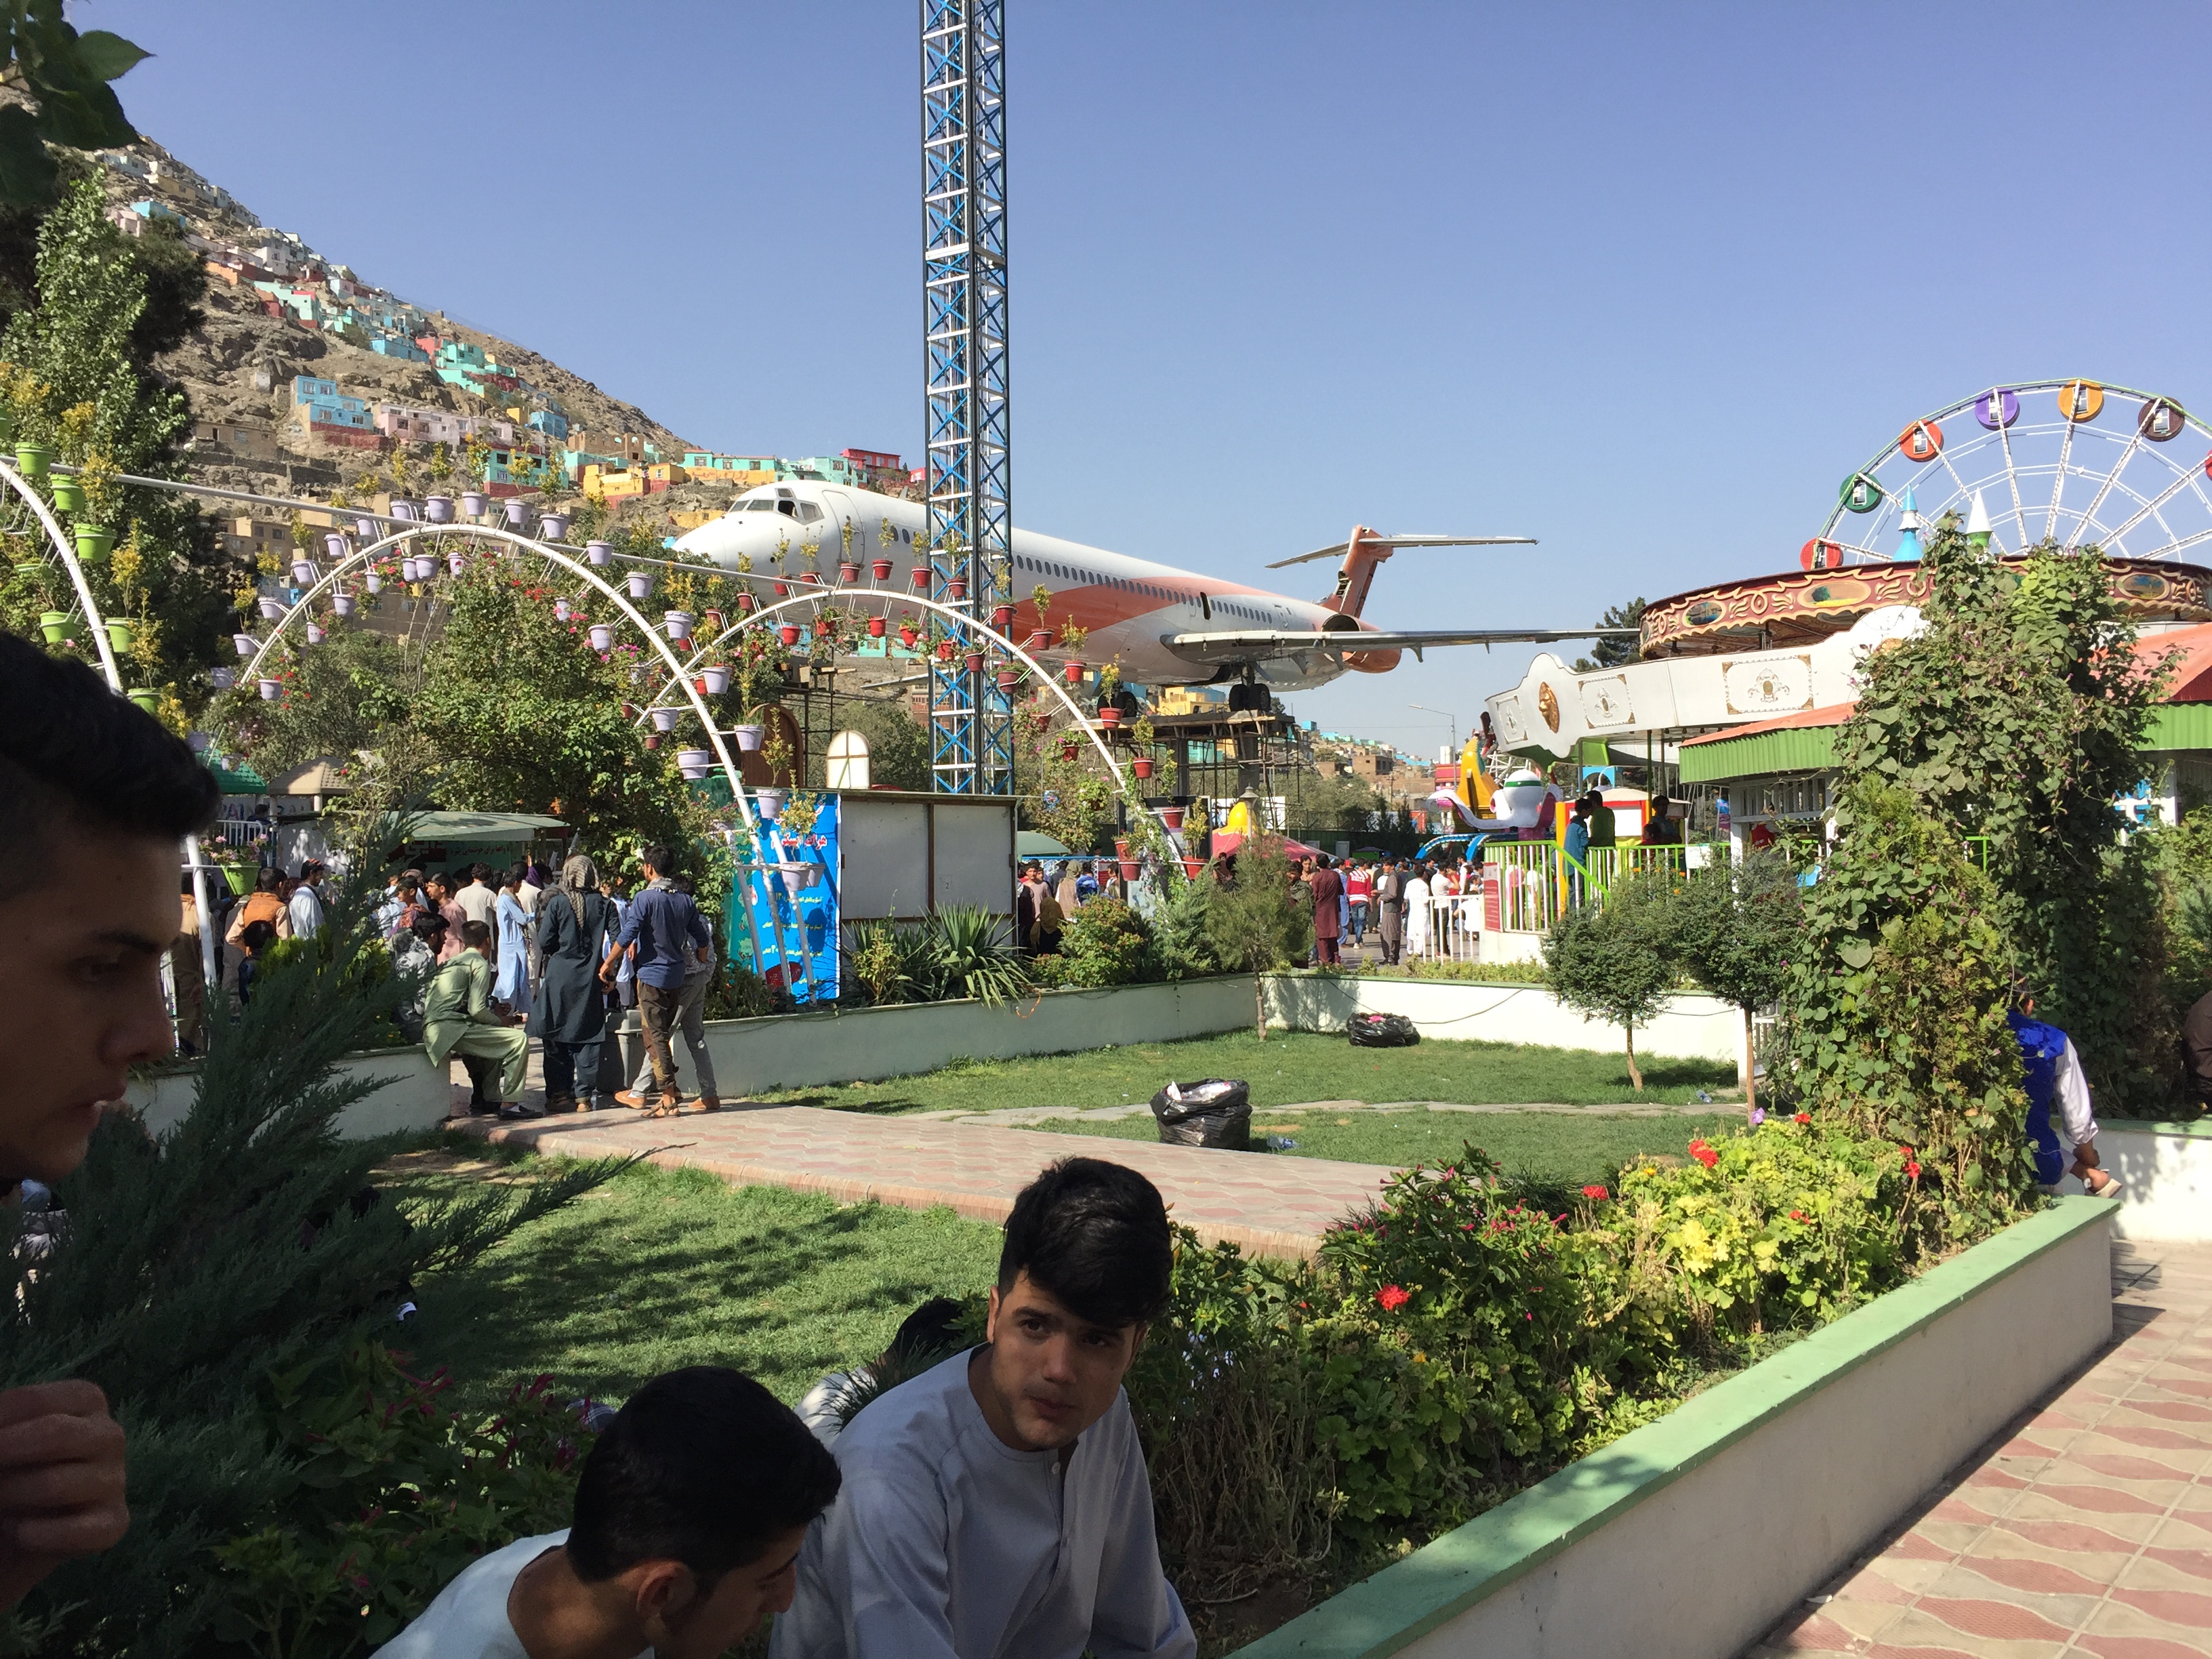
[377,1365,841,1658]
[602,844,710,1115]
[422,918,533,1118]
[0,635,216,1607]
[773,1156,1193,1659]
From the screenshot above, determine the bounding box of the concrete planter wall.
[2089,1120,2212,1241]
[1236,1199,2113,1659]
[123,1046,453,1141]
[1262,974,1745,1073]
[696,976,1254,1094]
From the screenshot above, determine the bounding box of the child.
[235,918,276,1006]
[376,1366,841,1659]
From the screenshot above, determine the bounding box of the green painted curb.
[2100,1118,2212,1139]
[1233,1197,2113,1658]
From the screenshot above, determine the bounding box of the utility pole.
[921,0,1012,793]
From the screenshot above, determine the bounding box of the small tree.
[1203,836,1309,1038]
[1673,848,1802,1117]
[1543,871,1677,1090]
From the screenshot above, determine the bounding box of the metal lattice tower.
[922,0,1012,794]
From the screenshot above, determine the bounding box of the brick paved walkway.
[1747,1238,2212,1658]
[456,1104,1391,1260]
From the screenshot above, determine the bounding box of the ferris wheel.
[1805,378,2212,569]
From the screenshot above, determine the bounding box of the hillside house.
[192,421,280,461]
[289,377,379,448]
[526,407,569,441]
[370,334,429,363]
[840,447,907,491]
[683,452,779,486]
[581,464,650,501]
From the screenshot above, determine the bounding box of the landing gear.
[1227,680,1273,714]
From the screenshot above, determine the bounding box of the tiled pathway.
[457,1103,1391,1260]
[1747,1239,2212,1658]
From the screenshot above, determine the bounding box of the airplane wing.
[1265,533,1536,570]
[1161,626,1637,667]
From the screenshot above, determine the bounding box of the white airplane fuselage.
[670,480,1397,690]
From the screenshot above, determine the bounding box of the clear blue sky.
[91,1,2212,752]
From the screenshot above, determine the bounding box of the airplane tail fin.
[1322,527,1393,619]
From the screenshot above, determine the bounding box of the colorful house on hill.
[370,333,429,363]
[684,452,780,487]
[840,448,906,491]
[434,340,491,394]
[526,407,569,441]
[289,375,380,449]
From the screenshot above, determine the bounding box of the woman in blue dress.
[492,865,533,1017]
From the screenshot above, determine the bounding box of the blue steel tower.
[922,0,1012,794]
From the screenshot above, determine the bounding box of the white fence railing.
[1479,842,1691,935]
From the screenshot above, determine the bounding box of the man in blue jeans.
[602,844,711,1115]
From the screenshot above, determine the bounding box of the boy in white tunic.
[771,1157,1195,1659]
[377,1366,840,1659]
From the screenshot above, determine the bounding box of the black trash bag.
[1150,1078,1252,1149]
[1348,1012,1420,1048]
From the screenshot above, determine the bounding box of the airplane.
[670,478,1631,703]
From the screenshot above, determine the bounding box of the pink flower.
[1689,1139,1719,1169]
[1581,1185,1609,1200]
[1376,1284,1411,1311]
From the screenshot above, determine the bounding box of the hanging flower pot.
[1060,739,1079,760]
[1160,806,1185,832]
[909,565,930,591]
[1115,838,1132,859]
[780,623,802,646]
[258,676,282,700]
[650,707,680,732]
[355,515,378,539]
[946,577,968,601]
[802,571,823,587]
[232,633,255,657]
[1119,859,1140,882]
[460,490,487,517]
[935,640,956,661]
[735,591,756,613]
[964,649,985,674]
[554,598,572,621]
[755,787,787,820]
[867,616,887,638]
[644,733,661,750]
[1099,707,1122,728]
[997,666,1021,689]
[1132,756,1155,779]
[838,561,860,584]
[73,525,112,563]
[702,608,724,634]
[14,441,52,476]
[733,723,765,752]
[899,623,919,647]
[364,571,384,594]
[331,592,355,615]
[39,611,68,645]
[424,494,454,524]
[290,558,316,586]
[1182,855,1205,880]
[677,747,712,771]
[390,499,417,523]
[51,476,84,514]
[872,556,893,580]
[1025,629,1052,651]
[665,609,694,641]
[813,614,834,638]
[325,533,349,561]
[702,663,732,693]
[590,623,613,650]
[447,550,466,576]
[258,596,286,620]
[305,623,327,644]
[773,581,790,598]
[1063,659,1085,684]
[504,499,529,528]
[541,512,571,539]
[991,604,1015,630]
[627,572,653,600]
[126,689,159,715]
[100,619,131,655]
[588,540,613,567]
[208,668,234,689]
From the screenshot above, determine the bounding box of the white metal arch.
[631,590,1128,780]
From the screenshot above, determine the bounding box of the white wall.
[123,1046,453,1140]
[2090,1123,2212,1241]
[1264,975,1746,1075]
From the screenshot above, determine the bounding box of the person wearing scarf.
[527,854,620,1112]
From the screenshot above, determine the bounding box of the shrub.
[1052,896,1153,987]
[1543,869,1680,1088]
[1204,838,1310,1037]
[209,1343,591,1657]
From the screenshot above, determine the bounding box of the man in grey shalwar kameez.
[770,1158,1195,1659]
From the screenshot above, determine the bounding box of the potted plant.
[1130,715,1157,779]
[779,623,802,647]
[1059,619,1088,683]
[991,602,1015,630]
[838,518,859,583]
[964,647,985,675]
[996,664,1021,690]
[702,663,733,694]
[867,615,887,638]
[897,613,920,648]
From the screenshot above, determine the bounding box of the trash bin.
[1348,1012,1420,1048]
[1150,1078,1252,1149]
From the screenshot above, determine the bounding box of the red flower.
[1788,1209,1807,1221]
[1581,1185,1609,1200]
[1688,1138,1719,1169]
[1793,1112,1811,1124]
[1904,1157,1921,1180]
[1376,1284,1410,1311]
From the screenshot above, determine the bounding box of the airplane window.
[746,500,777,511]
[797,504,823,523]
[777,500,798,517]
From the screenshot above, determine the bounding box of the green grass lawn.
[384,1146,1001,1411]
[1019,1108,1744,1187]
[764,1029,1740,1115]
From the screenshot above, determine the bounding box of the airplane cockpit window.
[796,504,824,523]
[777,499,798,517]
[746,499,778,511]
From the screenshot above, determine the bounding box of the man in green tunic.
[424,918,531,1118]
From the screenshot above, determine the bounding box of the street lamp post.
[1409,703,1458,762]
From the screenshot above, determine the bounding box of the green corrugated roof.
[2146,703,2212,752]
[205,758,266,794]
[1677,724,1839,784]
